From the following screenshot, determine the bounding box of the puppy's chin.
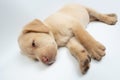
[47,61,55,65]
[44,60,55,65]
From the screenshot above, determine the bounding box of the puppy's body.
[18,4,117,74]
[44,4,89,46]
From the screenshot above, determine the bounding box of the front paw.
[79,51,91,74]
[88,41,106,61]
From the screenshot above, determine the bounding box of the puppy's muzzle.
[38,56,55,65]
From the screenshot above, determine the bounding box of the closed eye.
[32,40,36,47]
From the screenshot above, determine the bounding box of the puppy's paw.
[106,13,117,25]
[88,41,106,61]
[107,13,117,17]
[79,50,91,74]
[80,63,90,74]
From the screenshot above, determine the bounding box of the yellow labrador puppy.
[18,4,117,74]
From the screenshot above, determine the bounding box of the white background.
[0,0,120,80]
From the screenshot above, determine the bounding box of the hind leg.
[66,37,91,74]
[87,8,117,25]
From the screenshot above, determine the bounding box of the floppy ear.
[23,19,49,34]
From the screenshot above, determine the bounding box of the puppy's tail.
[86,7,117,25]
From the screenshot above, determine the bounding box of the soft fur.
[18,4,117,74]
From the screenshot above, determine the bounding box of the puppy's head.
[18,19,57,65]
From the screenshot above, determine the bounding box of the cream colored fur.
[18,4,117,74]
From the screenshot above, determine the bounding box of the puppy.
[18,4,117,74]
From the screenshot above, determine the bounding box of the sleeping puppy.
[18,4,117,74]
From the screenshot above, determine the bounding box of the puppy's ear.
[23,19,49,34]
